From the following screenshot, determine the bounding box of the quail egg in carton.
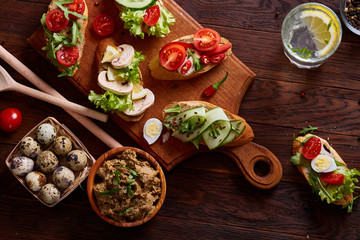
[5,117,96,207]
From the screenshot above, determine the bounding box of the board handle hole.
[254,160,270,177]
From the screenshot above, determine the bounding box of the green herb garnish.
[119,207,132,216]
[231,121,244,135]
[188,49,202,72]
[299,125,318,135]
[113,170,122,185]
[209,124,220,138]
[55,0,88,20]
[287,45,313,59]
[99,188,123,198]
[327,20,332,31]
[324,39,329,44]
[164,104,181,113]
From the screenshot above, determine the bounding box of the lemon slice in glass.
[300,10,337,57]
[132,83,148,100]
[101,46,120,63]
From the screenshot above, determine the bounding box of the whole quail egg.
[52,166,75,189]
[66,150,87,171]
[52,136,72,156]
[143,118,163,145]
[19,136,41,158]
[37,123,56,145]
[36,150,59,173]
[38,183,60,205]
[10,156,34,176]
[25,171,47,191]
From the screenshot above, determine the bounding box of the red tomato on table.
[193,28,221,52]
[320,172,344,185]
[93,14,115,36]
[302,137,322,159]
[143,5,160,26]
[159,43,186,71]
[45,9,69,32]
[64,0,86,20]
[0,108,22,132]
[56,46,79,67]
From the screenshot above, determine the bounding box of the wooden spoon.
[0,65,108,123]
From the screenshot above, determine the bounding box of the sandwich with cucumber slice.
[40,0,88,77]
[162,101,254,150]
[115,0,175,39]
[291,129,360,212]
[88,38,155,122]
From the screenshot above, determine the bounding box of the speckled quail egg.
[19,136,41,158]
[10,156,34,176]
[143,118,163,145]
[52,166,75,189]
[25,171,47,191]
[37,123,56,145]
[38,183,60,205]
[66,150,87,171]
[52,136,72,156]
[36,150,59,173]
[311,154,338,173]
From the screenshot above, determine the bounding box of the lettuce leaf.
[88,91,133,113]
[119,1,175,39]
[111,50,145,83]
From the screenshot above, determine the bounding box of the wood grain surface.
[1,0,360,239]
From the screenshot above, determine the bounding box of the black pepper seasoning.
[344,0,360,30]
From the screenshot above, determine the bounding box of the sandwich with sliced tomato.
[149,28,232,80]
[40,0,88,77]
[115,0,175,39]
[291,128,360,212]
[162,101,254,150]
[88,38,155,122]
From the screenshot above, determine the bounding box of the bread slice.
[149,36,232,80]
[163,101,254,147]
[292,133,353,206]
[96,38,145,122]
[46,0,88,75]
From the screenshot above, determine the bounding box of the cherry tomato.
[180,60,192,74]
[159,43,186,71]
[56,46,79,67]
[200,55,210,65]
[320,172,344,185]
[64,0,85,20]
[302,137,322,159]
[193,28,221,52]
[0,108,22,132]
[204,43,232,56]
[210,53,225,64]
[45,9,69,32]
[93,14,115,36]
[143,5,160,26]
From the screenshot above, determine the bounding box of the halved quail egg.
[311,154,338,173]
[143,118,162,145]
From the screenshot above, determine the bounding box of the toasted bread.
[163,101,254,147]
[292,133,353,206]
[46,0,88,75]
[149,36,232,80]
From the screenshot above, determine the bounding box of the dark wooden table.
[1,0,360,239]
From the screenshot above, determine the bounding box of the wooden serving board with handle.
[28,0,282,189]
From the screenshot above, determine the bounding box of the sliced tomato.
[143,5,160,26]
[210,53,225,64]
[193,28,221,52]
[161,42,193,52]
[302,137,322,159]
[320,172,344,185]
[93,14,115,36]
[159,43,186,71]
[200,55,210,65]
[45,9,69,32]
[180,60,192,74]
[204,43,231,56]
[64,0,86,20]
[56,46,79,67]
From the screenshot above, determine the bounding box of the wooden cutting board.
[28,0,282,189]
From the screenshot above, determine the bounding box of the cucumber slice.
[115,0,157,10]
[219,120,246,147]
[202,120,232,150]
[163,107,206,130]
[172,107,229,143]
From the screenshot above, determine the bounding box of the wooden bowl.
[87,147,166,227]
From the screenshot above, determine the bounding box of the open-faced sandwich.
[115,0,175,39]
[88,38,154,122]
[162,101,253,150]
[41,0,88,77]
[149,28,232,80]
[291,127,360,212]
